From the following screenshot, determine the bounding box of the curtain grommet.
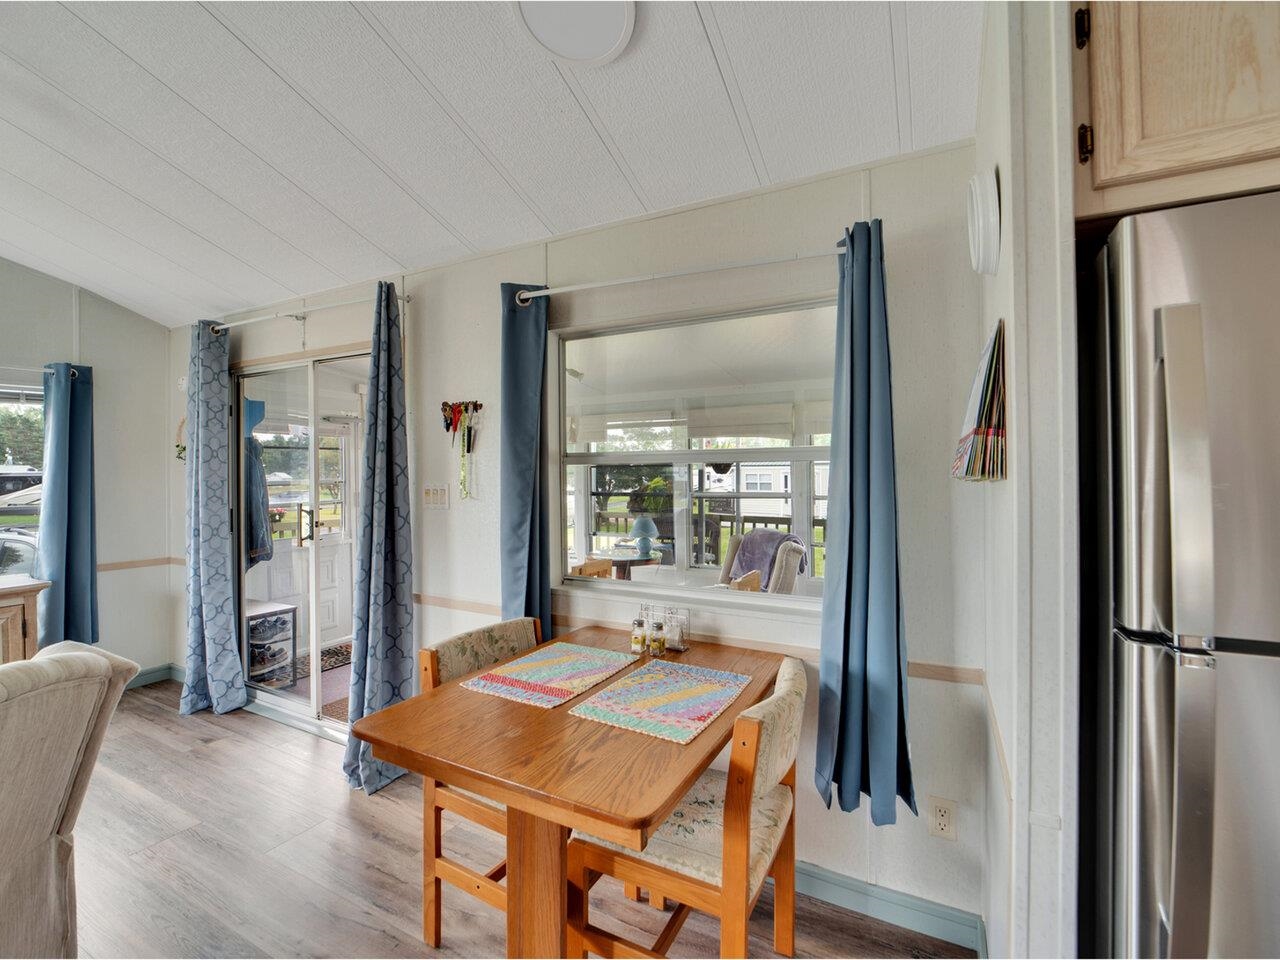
[515,290,532,307]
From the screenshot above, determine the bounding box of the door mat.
[296,641,352,681]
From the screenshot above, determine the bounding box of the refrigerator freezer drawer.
[1207,649,1280,958]
[1110,630,1280,958]
[1109,632,1174,959]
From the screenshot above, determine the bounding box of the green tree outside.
[0,403,44,469]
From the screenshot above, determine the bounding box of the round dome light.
[516,1,635,66]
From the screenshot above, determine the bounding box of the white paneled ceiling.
[0,1,984,327]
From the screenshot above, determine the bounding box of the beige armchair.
[718,532,809,595]
[0,641,138,958]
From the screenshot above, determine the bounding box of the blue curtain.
[36,363,98,647]
[242,399,273,571]
[181,321,247,715]
[815,221,917,826]
[343,281,415,794]
[499,283,551,642]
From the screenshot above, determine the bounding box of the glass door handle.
[296,505,315,547]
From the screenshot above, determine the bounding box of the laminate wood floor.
[75,682,975,960]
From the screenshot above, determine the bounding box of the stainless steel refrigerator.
[1092,191,1280,958]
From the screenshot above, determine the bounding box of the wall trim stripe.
[794,861,986,954]
[413,595,992,687]
[97,556,182,572]
[413,592,503,616]
[907,661,985,685]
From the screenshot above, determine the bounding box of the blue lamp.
[631,515,659,556]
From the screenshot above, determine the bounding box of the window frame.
[549,300,835,613]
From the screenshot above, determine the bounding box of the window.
[561,305,834,600]
[255,434,347,539]
[0,387,44,543]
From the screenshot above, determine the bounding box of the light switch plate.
[424,484,450,509]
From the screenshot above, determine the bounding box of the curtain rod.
[514,246,845,304]
[213,293,412,333]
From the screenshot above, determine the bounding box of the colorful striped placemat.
[569,659,751,744]
[460,641,638,708]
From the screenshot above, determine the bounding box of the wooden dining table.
[351,624,783,959]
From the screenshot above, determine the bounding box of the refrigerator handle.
[1155,304,1215,644]
[1161,651,1217,958]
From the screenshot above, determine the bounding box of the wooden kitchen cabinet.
[1075,2,1280,218]
[0,575,50,663]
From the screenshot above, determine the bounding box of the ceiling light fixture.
[515,1,635,66]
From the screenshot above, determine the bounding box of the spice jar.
[648,621,666,657]
[630,618,646,655]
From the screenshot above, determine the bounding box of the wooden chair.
[570,557,613,578]
[567,657,807,959]
[416,617,542,946]
[718,533,807,595]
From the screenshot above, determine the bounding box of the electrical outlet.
[424,484,450,509]
[928,796,957,841]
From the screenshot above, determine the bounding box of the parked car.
[0,526,38,577]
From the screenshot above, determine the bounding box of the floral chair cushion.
[738,657,807,796]
[432,618,539,686]
[573,768,793,897]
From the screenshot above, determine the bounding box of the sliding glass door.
[236,354,367,726]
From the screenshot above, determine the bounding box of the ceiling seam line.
[888,4,913,155]
[54,3,409,274]
[0,114,301,296]
[356,2,558,237]
[0,44,351,286]
[201,1,477,255]
[693,1,768,186]
[0,160,277,306]
[0,201,222,315]
[553,63,648,212]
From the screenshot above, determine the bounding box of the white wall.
[174,141,992,919]
[0,255,173,670]
[973,3,1080,955]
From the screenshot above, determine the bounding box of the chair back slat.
[426,617,541,687]
[736,657,806,795]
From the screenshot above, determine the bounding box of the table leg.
[505,808,569,959]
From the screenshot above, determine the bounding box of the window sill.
[552,576,824,625]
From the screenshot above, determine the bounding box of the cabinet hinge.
[1074,7,1090,49]
[1077,124,1094,165]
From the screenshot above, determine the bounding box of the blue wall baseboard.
[126,663,182,689]
[794,861,987,955]
[129,665,986,956]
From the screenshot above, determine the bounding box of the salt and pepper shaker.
[630,618,647,655]
[648,621,666,657]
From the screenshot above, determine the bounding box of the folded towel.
[729,530,807,591]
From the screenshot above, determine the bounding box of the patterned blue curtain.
[182,322,247,714]
[499,283,551,643]
[815,221,917,825]
[343,281,415,794]
[36,363,98,647]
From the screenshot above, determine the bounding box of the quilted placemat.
[460,641,638,708]
[569,659,751,743]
